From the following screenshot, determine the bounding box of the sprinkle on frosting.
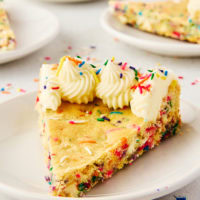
[90,70,100,84]
[39,56,178,123]
[39,64,61,111]
[79,61,85,68]
[121,62,127,70]
[56,56,67,77]
[58,56,96,104]
[104,59,108,66]
[96,68,102,75]
[90,64,96,68]
[130,67,177,121]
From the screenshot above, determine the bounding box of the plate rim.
[0,92,200,200]
[0,1,60,64]
[100,9,200,54]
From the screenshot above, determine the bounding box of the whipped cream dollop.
[130,68,177,122]
[58,56,96,104]
[188,0,200,18]
[96,61,136,109]
[39,64,61,111]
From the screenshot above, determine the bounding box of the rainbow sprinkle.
[97,118,104,122]
[79,61,85,68]
[121,62,127,70]
[84,147,92,155]
[110,111,123,114]
[90,70,99,84]
[90,64,96,68]
[44,56,51,61]
[34,78,39,82]
[96,68,102,75]
[151,73,155,80]
[104,59,108,66]
[129,66,139,81]
[56,56,66,76]
[138,11,143,16]
[17,88,26,93]
[102,116,110,121]
[67,45,72,50]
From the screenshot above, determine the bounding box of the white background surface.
[0,0,200,199]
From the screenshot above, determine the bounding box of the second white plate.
[0,92,200,200]
[0,0,59,64]
[101,9,200,57]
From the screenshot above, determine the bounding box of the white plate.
[0,1,59,64]
[0,92,200,200]
[101,9,200,57]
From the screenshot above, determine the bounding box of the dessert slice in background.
[0,2,16,51]
[36,56,181,197]
[109,0,200,43]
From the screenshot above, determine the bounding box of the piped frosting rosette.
[96,60,136,109]
[130,68,177,121]
[57,56,96,104]
[39,64,61,111]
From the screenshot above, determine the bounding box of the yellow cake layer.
[0,2,16,51]
[110,0,200,43]
[37,79,181,197]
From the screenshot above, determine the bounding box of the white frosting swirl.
[96,61,136,109]
[130,68,177,122]
[58,57,96,104]
[39,64,61,111]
